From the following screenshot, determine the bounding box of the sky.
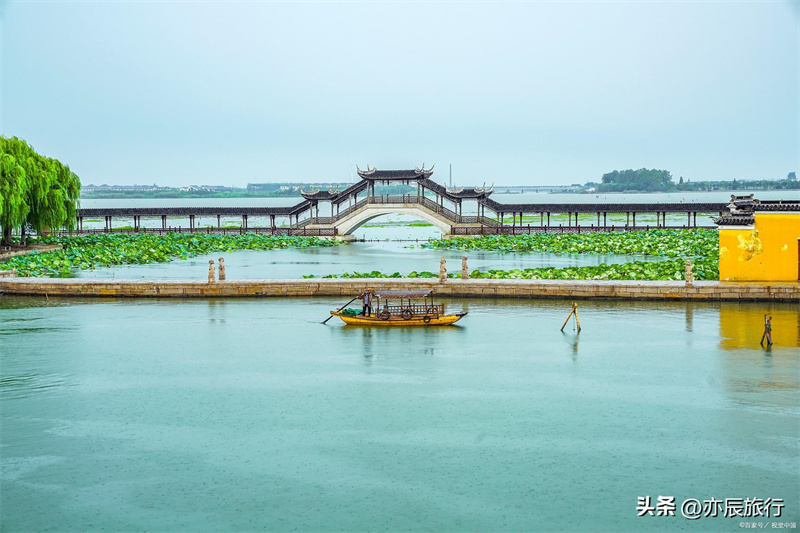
[1,1,798,188]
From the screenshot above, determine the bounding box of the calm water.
[1,296,798,532]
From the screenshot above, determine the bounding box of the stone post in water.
[461,256,469,280]
[439,258,447,283]
[218,257,226,281]
[685,259,693,286]
[208,260,216,283]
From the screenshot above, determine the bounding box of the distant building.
[248,182,349,192]
[248,183,282,192]
[81,184,170,192]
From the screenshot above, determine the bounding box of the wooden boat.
[330,289,467,326]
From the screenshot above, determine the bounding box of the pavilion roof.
[356,165,434,181]
[446,185,494,198]
[300,188,339,200]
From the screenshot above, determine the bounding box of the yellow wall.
[719,213,800,281]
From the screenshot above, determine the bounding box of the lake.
[1,296,798,532]
[3,189,798,532]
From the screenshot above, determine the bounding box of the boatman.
[361,288,373,316]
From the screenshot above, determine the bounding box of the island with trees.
[583,168,797,193]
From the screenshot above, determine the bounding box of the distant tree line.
[597,169,674,192]
[586,168,798,193]
[0,136,81,245]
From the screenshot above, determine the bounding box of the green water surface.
[1,297,798,532]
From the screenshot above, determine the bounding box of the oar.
[322,296,360,325]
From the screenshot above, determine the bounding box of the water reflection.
[561,331,580,360]
[685,304,694,333]
[716,304,799,410]
[206,299,227,325]
[719,305,800,350]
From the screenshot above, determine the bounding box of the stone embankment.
[0,277,797,301]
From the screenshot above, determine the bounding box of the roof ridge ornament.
[356,164,376,176]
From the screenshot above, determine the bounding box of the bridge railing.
[460,215,501,227]
[367,195,420,205]
[61,227,339,237]
[334,198,369,220]
[450,224,715,235]
[418,196,460,222]
[310,194,464,225]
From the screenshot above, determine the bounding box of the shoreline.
[1,278,797,301]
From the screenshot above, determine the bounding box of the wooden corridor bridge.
[75,166,727,237]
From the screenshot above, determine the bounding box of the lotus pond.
[0,229,719,280]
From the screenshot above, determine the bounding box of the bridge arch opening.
[335,207,452,236]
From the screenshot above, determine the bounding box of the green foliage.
[313,270,449,279]
[468,258,718,281]
[422,229,718,259]
[674,177,799,191]
[307,259,718,281]
[598,168,674,192]
[310,230,720,281]
[0,136,81,243]
[0,233,343,277]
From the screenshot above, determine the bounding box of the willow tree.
[0,136,81,245]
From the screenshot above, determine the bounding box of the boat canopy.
[374,290,432,299]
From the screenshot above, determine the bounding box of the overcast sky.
[1,1,798,187]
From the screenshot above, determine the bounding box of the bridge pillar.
[243,215,248,230]
[270,215,276,230]
[161,215,167,230]
[217,215,221,228]
[632,212,636,229]
[189,215,195,230]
